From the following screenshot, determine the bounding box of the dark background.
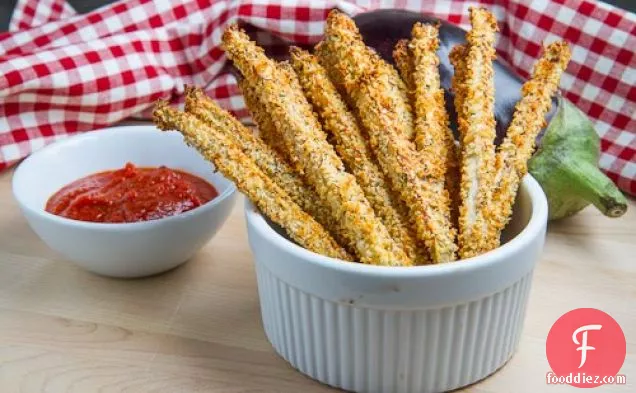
[1,0,634,32]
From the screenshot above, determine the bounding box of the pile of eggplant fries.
[153,8,570,266]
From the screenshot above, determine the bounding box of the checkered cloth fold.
[1,0,634,195]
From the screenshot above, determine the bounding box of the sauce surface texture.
[46,163,218,223]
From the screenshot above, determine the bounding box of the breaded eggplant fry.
[357,69,457,263]
[290,46,428,265]
[456,8,499,259]
[372,51,415,141]
[184,86,301,199]
[449,44,468,140]
[185,86,298,191]
[273,61,318,175]
[409,22,461,227]
[489,41,571,245]
[320,10,457,263]
[222,25,411,266]
[238,78,286,157]
[321,11,415,141]
[153,103,352,261]
[393,39,414,93]
[279,62,363,250]
[184,86,347,252]
[410,23,449,172]
[449,44,469,228]
[278,61,305,97]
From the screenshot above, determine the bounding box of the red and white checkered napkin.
[1,0,634,195]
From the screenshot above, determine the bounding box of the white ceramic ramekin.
[12,126,237,278]
[245,175,548,392]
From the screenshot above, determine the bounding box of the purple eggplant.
[353,9,627,219]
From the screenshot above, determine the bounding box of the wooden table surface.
[0,167,634,393]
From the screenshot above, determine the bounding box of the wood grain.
[0,167,634,392]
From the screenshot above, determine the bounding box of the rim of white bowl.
[245,174,548,277]
[12,126,237,231]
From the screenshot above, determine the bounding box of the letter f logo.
[572,324,602,368]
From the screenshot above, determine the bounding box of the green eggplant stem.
[558,159,628,218]
[527,96,628,220]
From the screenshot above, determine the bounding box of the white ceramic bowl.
[245,175,548,393]
[12,126,237,278]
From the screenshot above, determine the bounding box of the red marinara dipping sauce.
[45,163,218,223]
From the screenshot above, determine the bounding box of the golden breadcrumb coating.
[457,8,499,259]
[319,10,457,263]
[449,44,469,228]
[238,78,287,157]
[222,25,411,266]
[409,22,461,228]
[153,103,352,261]
[357,69,458,263]
[274,60,324,174]
[371,51,415,141]
[393,39,414,95]
[183,86,348,253]
[290,46,428,264]
[410,23,450,176]
[321,10,415,141]
[275,59,376,255]
[449,44,468,141]
[489,41,571,247]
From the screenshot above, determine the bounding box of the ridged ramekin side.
[255,261,533,393]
